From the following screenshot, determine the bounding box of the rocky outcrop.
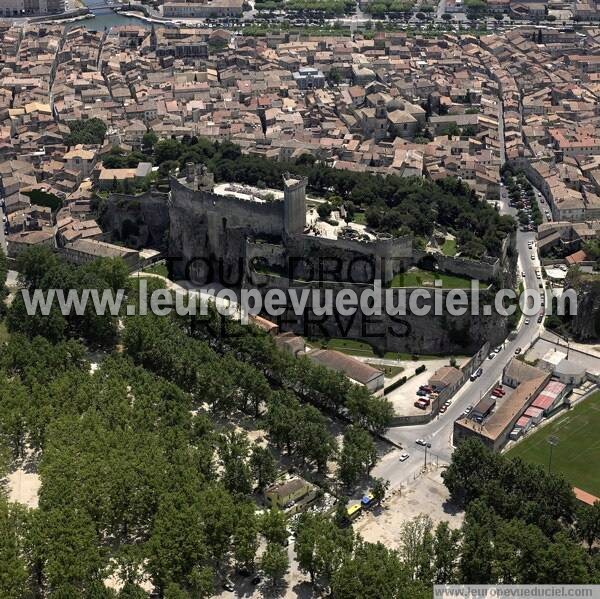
[563,272,600,341]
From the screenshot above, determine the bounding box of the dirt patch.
[352,469,463,549]
[7,468,41,508]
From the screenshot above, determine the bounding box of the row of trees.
[122,307,392,480]
[0,249,411,598]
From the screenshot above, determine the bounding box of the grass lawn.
[366,363,404,378]
[314,339,457,362]
[144,262,169,278]
[351,212,367,225]
[441,239,457,256]
[389,268,479,289]
[508,393,600,497]
[322,338,377,357]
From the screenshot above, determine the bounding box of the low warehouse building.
[454,360,550,452]
[307,349,384,392]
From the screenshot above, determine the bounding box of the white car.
[530,254,535,260]
[525,318,530,325]
[399,452,410,462]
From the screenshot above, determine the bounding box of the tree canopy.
[64,118,107,146]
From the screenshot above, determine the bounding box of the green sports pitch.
[507,392,600,497]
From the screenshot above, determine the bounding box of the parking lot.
[385,358,461,417]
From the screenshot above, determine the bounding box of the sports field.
[507,392,600,497]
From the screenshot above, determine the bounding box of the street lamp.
[547,435,559,474]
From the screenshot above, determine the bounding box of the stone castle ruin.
[104,164,512,354]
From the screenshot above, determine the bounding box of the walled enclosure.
[102,167,513,354]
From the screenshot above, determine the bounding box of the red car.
[414,400,427,410]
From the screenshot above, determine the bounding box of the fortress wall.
[169,179,286,283]
[170,178,286,235]
[243,278,507,354]
[414,249,500,281]
[283,234,413,284]
[99,190,170,250]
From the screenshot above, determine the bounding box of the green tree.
[371,477,389,506]
[576,502,600,552]
[260,542,289,587]
[295,513,353,585]
[142,130,158,152]
[338,426,377,488]
[64,118,107,146]
[331,540,427,599]
[432,521,460,583]
[155,139,182,165]
[232,503,259,569]
[260,508,288,546]
[219,430,253,496]
[0,497,31,598]
[250,446,277,492]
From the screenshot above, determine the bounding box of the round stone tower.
[283,173,307,238]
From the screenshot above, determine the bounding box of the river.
[69,0,151,30]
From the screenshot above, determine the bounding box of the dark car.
[251,574,262,585]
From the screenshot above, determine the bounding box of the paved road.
[373,189,546,489]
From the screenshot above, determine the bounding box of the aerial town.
[0,2,600,598]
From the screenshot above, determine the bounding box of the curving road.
[373,188,546,489]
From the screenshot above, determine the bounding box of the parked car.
[414,400,427,410]
[439,406,447,413]
[537,315,543,323]
[399,452,410,462]
[419,385,433,393]
[525,319,530,325]
[515,347,522,355]
[416,389,428,397]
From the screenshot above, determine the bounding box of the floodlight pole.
[547,436,559,474]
